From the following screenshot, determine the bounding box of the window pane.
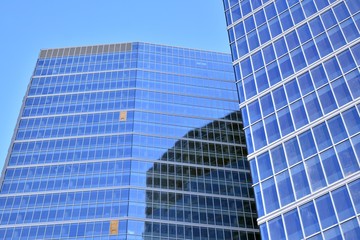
[327,115,347,143]
[320,148,343,184]
[291,163,310,199]
[285,138,302,166]
[299,130,316,159]
[304,92,322,122]
[331,77,352,107]
[285,79,301,103]
[332,186,355,221]
[305,156,327,192]
[268,216,286,240]
[278,107,294,137]
[284,209,303,240]
[348,179,360,213]
[342,107,360,136]
[345,69,360,99]
[341,218,360,240]
[276,170,294,206]
[315,194,337,229]
[260,93,274,116]
[252,121,267,150]
[257,152,273,180]
[313,122,332,151]
[273,86,287,109]
[291,100,308,129]
[265,114,281,143]
[318,84,337,114]
[262,177,280,214]
[300,201,320,236]
[336,140,359,176]
[324,226,342,240]
[271,144,287,173]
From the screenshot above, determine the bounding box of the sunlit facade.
[0,42,259,239]
[223,0,360,239]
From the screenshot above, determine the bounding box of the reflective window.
[315,194,337,229]
[291,163,310,199]
[276,170,294,206]
[332,186,355,221]
[268,216,286,240]
[300,201,320,237]
[320,148,343,184]
[284,209,303,239]
[305,156,327,192]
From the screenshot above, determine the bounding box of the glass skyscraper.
[0,42,259,239]
[223,0,360,239]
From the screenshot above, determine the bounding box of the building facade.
[0,42,259,239]
[223,0,360,239]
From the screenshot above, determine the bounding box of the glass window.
[302,0,317,17]
[273,86,287,109]
[265,114,281,144]
[321,148,343,185]
[342,107,360,136]
[269,17,282,38]
[244,16,255,33]
[286,30,300,50]
[348,179,360,213]
[313,122,332,151]
[338,49,356,74]
[333,2,350,22]
[299,130,317,159]
[252,51,264,71]
[336,140,359,176]
[314,0,329,10]
[241,107,249,127]
[237,37,249,56]
[341,18,360,43]
[241,57,252,77]
[303,40,319,65]
[341,218,360,239]
[231,4,241,22]
[346,0,360,14]
[260,93,274,116]
[309,17,324,36]
[268,216,286,240]
[248,100,261,124]
[234,22,245,39]
[315,194,337,229]
[245,128,254,154]
[257,152,273,180]
[328,25,346,50]
[285,138,302,166]
[276,170,294,206]
[324,57,342,81]
[291,100,308,129]
[300,201,320,237]
[254,184,264,217]
[285,79,300,103]
[265,3,277,20]
[297,23,312,43]
[291,3,305,24]
[324,226,342,240]
[352,134,360,159]
[284,209,303,240]
[255,68,269,93]
[255,9,266,26]
[248,31,260,51]
[332,186,355,221]
[274,38,287,57]
[311,64,328,88]
[262,177,280,214]
[280,10,293,31]
[345,69,360,99]
[263,44,276,64]
[267,61,281,85]
[290,47,307,72]
[318,84,337,114]
[258,24,271,44]
[291,162,311,199]
[305,156,327,192]
[327,115,347,143]
[271,144,287,173]
[279,54,294,79]
[321,9,337,29]
[331,77,352,107]
[315,33,333,58]
[278,107,294,136]
[260,224,269,240]
[250,159,259,184]
[244,75,257,99]
[304,92,322,122]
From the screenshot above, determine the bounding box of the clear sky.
[0,1,229,173]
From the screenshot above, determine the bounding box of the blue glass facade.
[223,0,360,239]
[0,42,259,239]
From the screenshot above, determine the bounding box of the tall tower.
[223,0,360,239]
[0,42,259,239]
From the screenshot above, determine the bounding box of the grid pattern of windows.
[0,42,259,239]
[223,0,360,239]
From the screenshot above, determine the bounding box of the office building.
[0,42,259,239]
[223,0,360,239]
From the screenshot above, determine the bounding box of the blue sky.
[0,1,229,172]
